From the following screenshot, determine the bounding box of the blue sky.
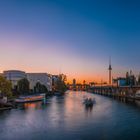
[0,0,140,82]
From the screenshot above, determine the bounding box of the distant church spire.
[108,57,112,85]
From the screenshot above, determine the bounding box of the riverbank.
[0,107,12,111]
[0,91,66,111]
[0,102,14,111]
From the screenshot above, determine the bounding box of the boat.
[135,90,140,100]
[15,94,45,103]
[83,98,95,107]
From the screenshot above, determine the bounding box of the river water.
[1,91,140,140]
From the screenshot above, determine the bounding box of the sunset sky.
[0,0,140,83]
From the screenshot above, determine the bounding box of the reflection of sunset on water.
[24,102,42,110]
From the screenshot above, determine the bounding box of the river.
[1,91,140,140]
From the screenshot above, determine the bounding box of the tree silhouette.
[54,74,67,93]
[34,82,48,93]
[0,76,12,97]
[17,78,30,95]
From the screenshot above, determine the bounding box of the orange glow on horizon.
[0,35,126,84]
[66,75,108,84]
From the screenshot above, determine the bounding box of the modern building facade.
[27,73,52,92]
[3,70,53,92]
[3,70,26,88]
[113,77,126,87]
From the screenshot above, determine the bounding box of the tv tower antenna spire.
[108,56,112,85]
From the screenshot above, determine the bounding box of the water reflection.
[17,102,43,110]
[113,97,140,107]
[85,105,93,112]
[134,100,140,107]
[1,91,140,140]
[24,102,43,109]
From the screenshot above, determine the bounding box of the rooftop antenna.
[108,56,112,85]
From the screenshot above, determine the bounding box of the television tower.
[108,57,112,85]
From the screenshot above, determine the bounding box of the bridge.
[90,85,140,101]
[68,83,140,100]
[68,84,90,91]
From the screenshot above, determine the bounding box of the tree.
[34,82,48,93]
[54,74,67,93]
[34,82,42,93]
[41,85,48,93]
[0,76,12,97]
[17,78,30,95]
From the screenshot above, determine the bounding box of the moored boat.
[15,94,45,103]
